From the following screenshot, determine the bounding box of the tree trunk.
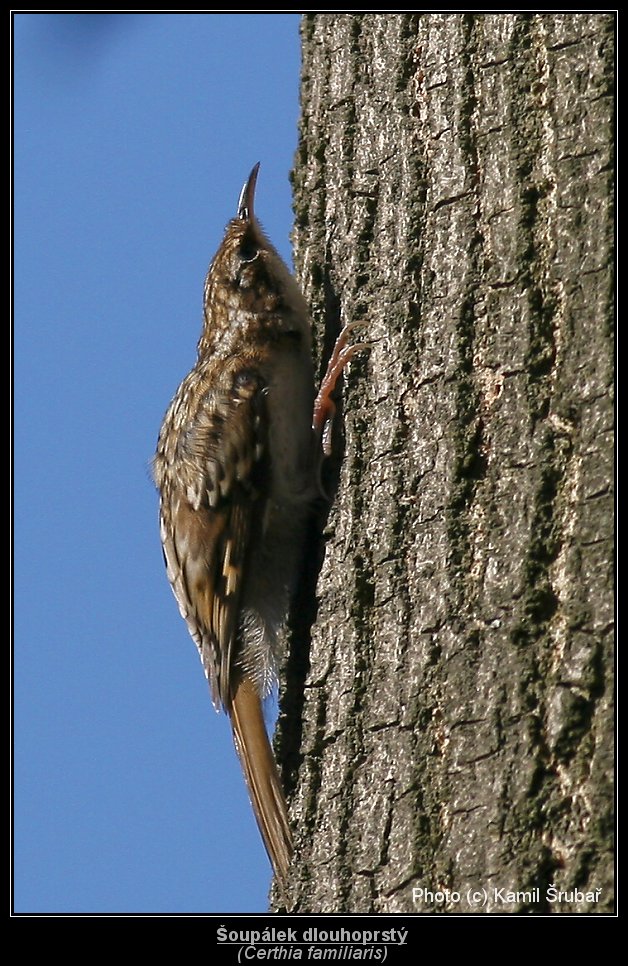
[277,12,614,915]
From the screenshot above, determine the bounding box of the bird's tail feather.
[230,677,293,886]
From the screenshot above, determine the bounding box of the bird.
[153,163,363,889]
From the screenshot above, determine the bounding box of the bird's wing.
[158,366,267,711]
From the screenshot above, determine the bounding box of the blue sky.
[14,12,303,915]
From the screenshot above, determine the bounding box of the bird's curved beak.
[237,163,260,222]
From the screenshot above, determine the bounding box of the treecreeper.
[154,163,364,889]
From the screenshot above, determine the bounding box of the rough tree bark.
[276,12,614,915]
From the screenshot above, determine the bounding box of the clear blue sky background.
[14,12,303,915]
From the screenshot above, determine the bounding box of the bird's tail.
[229,676,293,886]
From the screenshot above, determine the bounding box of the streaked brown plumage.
[154,164,360,888]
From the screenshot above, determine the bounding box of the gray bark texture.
[276,12,614,915]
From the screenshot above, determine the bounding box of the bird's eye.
[239,238,258,262]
